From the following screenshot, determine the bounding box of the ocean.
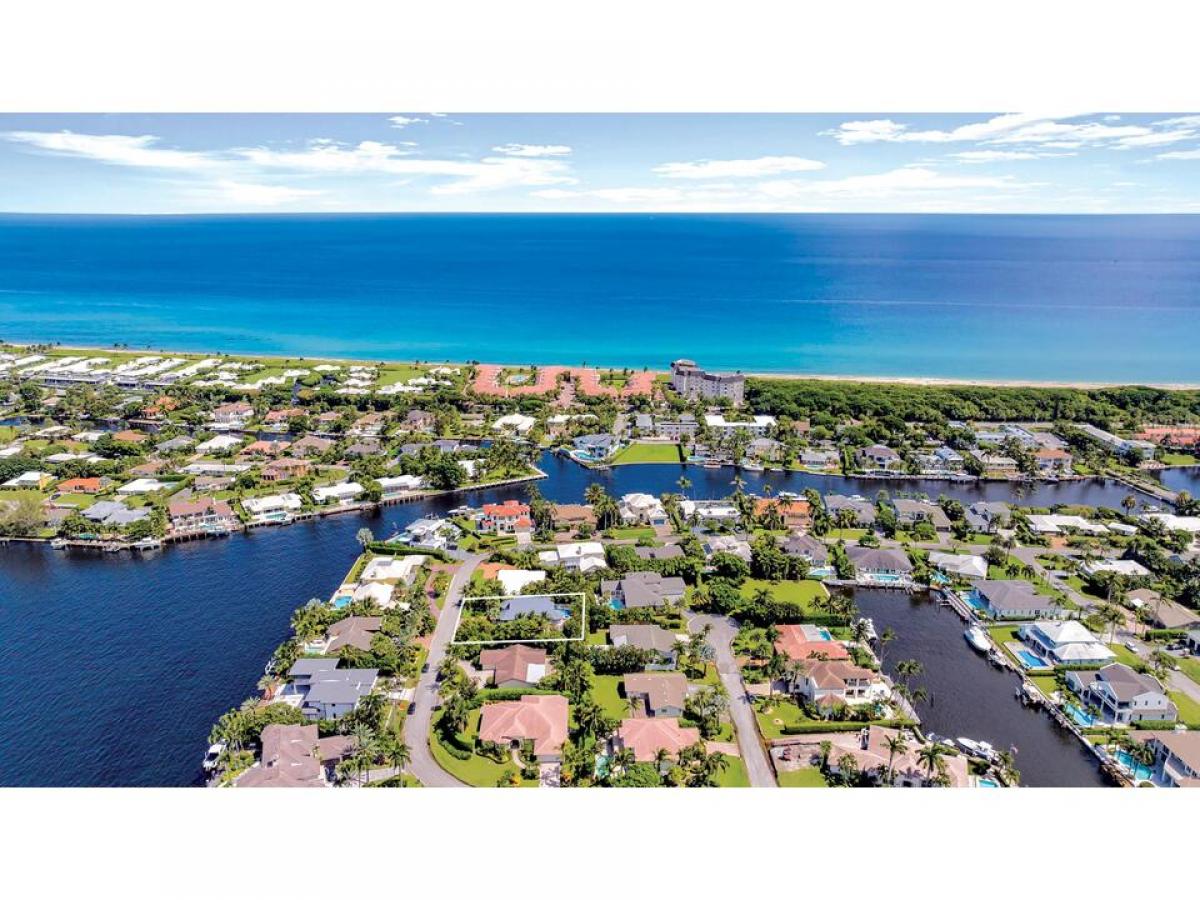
[1,213,1199,382]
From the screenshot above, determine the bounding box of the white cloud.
[758,166,1031,200]
[2,130,220,170]
[491,143,572,157]
[193,180,324,207]
[823,113,1064,146]
[388,116,427,129]
[653,155,825,179]
[1157,148,1200,161]
[949,149,1070,163]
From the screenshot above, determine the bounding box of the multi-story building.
[670,359,745,406]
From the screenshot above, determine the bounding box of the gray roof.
[601,572,687,608]
[1089,663,1168,702]
[609,623,678,654]
[289,658,341,677]
[975,580,1052,612]
[303,669,379,706]
[634,544,684,561]
[846,546,912,572]
[780,533,829,564]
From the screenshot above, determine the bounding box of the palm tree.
[883,733,908,785]
[878,627,896,668]
[917,742,946,783]
[356,527,374,549]
[390,740,412,777]
[764,652,787,700]
[677,475,692,499]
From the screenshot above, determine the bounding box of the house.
[965,501,1010,533]
[572,433,621,460]
[1034,447,1074,476]
[117,477,169,494]
[376,474,425,497]
[601,571,687,609]
[479,644,550,689]
[1073,423,1156,460]
[754,498,811,529]
[703,534,752,563]
[323,616,383,653]
[773,726,970,788]
[312,482,364,505]
[748,437,784,461]
[703,412,776,438]
[670,359,745,405]
[496,568,547,596]
[290,435,335,457]
[1018,620,1115,666]
[623,672,688,717]
[211,401,254,427]
[155,436,195,454]
[360,554,427,586]
[780,533,829,566]
[635,544,684,562]
[478,694,569,761]
[342,439,382,459]
[928,551,988,580]
[537,540,606,572]
[56,477,104,495]
[679,498,741,527]
[1026,514,1108,535]
[492,413,537,436]
[788,659,876,708]
[2,471,54,490]
[167,497,236,535]
[613,718,701,763]
[242,492,303,520]
[499,594,569,623]
[286,659,379,720]
[799,448,840,469]
[970,448,1019,474]
[1065,664,1177,725]
[239,439,289,458]
[856,444,902,471]
[971,579,1057,619]
[82,500,149,528]
[774,623,850,662]
[931,445,965,471]
[891,498,951,532]
[618,492,669,527]
[394,516,458,551]
[261,458,312,483]
[1133,731,1200,787]
[824,494,876,526]
[549,503,597,531]
[1138,594,1199,631]
[1079,558,1151,579]
[351,582,394,607]
[235,723,327,788]
[846,546,913,578]
[350,412,386,437]
[196,434,243,454]
[479,500,532,535]
[609,624,681,668]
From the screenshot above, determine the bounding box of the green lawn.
[1028,674,1061,700]
[604,525,658,541]
[429,710,538,788]
[1168,690,1200,728]
[778,767,828,787]
[754,698,815,741]
[376,365,430,387]
[739,578,829,614]
[611,442,683,465]
[1106,642,1143,669]
[592,675,630,720]
[824,528,867,541]
[714,755,751,787]
[1160,452,1199,466]
[1175,657,1200,685]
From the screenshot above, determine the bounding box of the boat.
[50,538,68,550]
[964,625,990,653]
[956,737,997,761]
[925,732,957,749]
[130,538,162,552]
[1018,682,1043,706]
[201,742,226,773]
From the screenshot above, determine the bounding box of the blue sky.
[2,113,1199,213]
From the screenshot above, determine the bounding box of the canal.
[850,588,1107,787]
[1,451,1135,786]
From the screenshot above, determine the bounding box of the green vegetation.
[610,442,683,465]
[713,755,751,787]
[778,767,828,787]
[739,578,830,616]
[591,675,628,720]
[1168,690,1200,728]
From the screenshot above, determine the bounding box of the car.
[1124,640,1139,652]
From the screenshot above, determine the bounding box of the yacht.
[201,742,226,773]
[964,624,990,653]
[957,737,997,761]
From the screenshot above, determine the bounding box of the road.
[403,552,486,787]
[688,613,777,787]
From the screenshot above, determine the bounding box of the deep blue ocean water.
[2,213,1199,381]
[0,453,1148,786]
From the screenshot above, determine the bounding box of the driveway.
[687,613,776,787]
[403,552,486,787]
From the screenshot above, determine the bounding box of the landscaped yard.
[714,755,750,787]
[739,578,830,615]
[592,675,630,720]
[611,442,683,465]
[430,709,538,787]
[1106,642,1143,669]
[754,698,816,741]
[778,767,828,787]
[1168,690,1200,728]
[1175,656,1200,685]
[603,525,658,541]
[824,528,867,541]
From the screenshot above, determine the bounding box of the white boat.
[956,737,997,760]
[201,742,226,772]
[964,625,990,653]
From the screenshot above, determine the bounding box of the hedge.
[1132,719,1188,731]
[779,718,915,735]
[476,687,561,704]
[435,732,474,760]
[1144,629,1188,642]
[367,540,451,562]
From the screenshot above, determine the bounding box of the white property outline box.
[450,591,589,645]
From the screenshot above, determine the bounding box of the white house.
[679,499,740,527]
[497,568,547,596]
[196,434,243,453]
[116,477,169,494]
[1019,620,1115,666]
[1065,664,1177,725]
[492,413,537,436]
[1079,559,1151,579]
[703,413,776,438]
[242,493,303,519]
[312,482,364,505]
[618,492,668,527]
[360,554,427,586]
[538,540,606,572]
[1027,514,1109,535]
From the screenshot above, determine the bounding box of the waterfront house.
[754,498,811,529]
[323,616,383,654]
[167,497,236,535]
[492,413,537,436]
[891,498,952,532]
[969,448,1019,475]
[549,503,597,531]
[932,445,965,472]
[609,624,682,668]
[774,623,850,662]
[479,499,532,535]
[1133,731,1200,787]
[82,500,149,528]
[799,447,840,469]
[846,546,913,579]
[479,644,550,689]
[394,516,458,551]
[779,533,829,566]
[261,458,311,483]
[787,659,876,709]
[965,501,1010,533]
[972,579,1057,619]
[242,492,303,521]
[1034,447,1074,476]
[703,412,776,438]
[538,540,606,572]
[928,551,988,580]
[748,437,784,461]
[211,401,253,428]
[478,694,569,762]
[352,582,394,607]
[624,672,688,717]
[376,474,425,497]
[856,444,902,471]
[1018,620,1114,666]
[360,554,426,586]
[601,571,687,609]
[618,492,669,527]
[235,723,327,789]
[286,659,379,720]
[773,727,970,788]
[613,718,701,763]
[572,433,621,461]
[824,494,876,526]
[312,482,364,505]
[680,498,741,527]
[1065,664,1177,725]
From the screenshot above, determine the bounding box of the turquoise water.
[1113,749,1154,780]
[1,213,1198,381]
[1017,649,1048,669]
[1065,703,1096,726]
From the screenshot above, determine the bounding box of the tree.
[883,732,908,785]
[356,527,374,549]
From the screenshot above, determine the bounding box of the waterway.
[852,589,1106,787]
[1,451,1137,786]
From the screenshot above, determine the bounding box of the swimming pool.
[1112,749,1154,781]
[977,777,1000,788]
[331,595,352,609]
[964,591,988,612]
[609,598,625,610]
[870,574,902,583]
[1065,703,1096,727]
[1016,649,1047,669]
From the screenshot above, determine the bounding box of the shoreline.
[9,340,1200,391]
